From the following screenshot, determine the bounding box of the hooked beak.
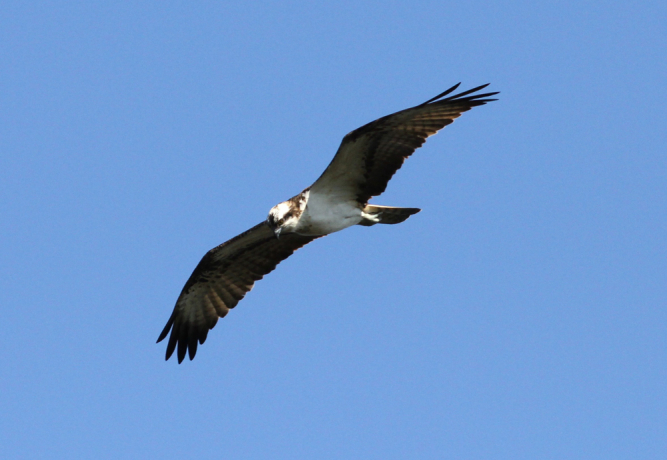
[267,216,282,239]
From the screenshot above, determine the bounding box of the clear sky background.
[1,1,665,459]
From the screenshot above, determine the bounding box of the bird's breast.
[294,191,363,236]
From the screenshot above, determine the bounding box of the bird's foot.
[360,210,383,223]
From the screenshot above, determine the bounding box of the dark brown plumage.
[312,83,498,204]
[157,222,317,363]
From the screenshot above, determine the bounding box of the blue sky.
[1,1,665,458]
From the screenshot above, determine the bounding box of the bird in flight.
[158,83,498,362]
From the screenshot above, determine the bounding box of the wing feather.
[157,222,318,362]
[310,83,498,203]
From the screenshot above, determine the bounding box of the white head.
[267,191,308,238]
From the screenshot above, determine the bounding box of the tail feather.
[358,205,421,226]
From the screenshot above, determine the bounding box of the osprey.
[158,83,498,362]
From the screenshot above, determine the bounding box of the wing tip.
[420,83,500,107]
[156,313,174,344]
[419,82,462,106]
[159,316,210,363]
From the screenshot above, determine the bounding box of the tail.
[358,205,421,226]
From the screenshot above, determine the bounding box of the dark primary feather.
[157,222,317,363]
[312,83,498,204]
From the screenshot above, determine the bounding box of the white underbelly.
[295,192,362,236]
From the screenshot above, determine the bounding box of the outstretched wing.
[310,83,498,204]
[157,222,318,363]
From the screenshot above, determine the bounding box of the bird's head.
[267,201,299,239]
